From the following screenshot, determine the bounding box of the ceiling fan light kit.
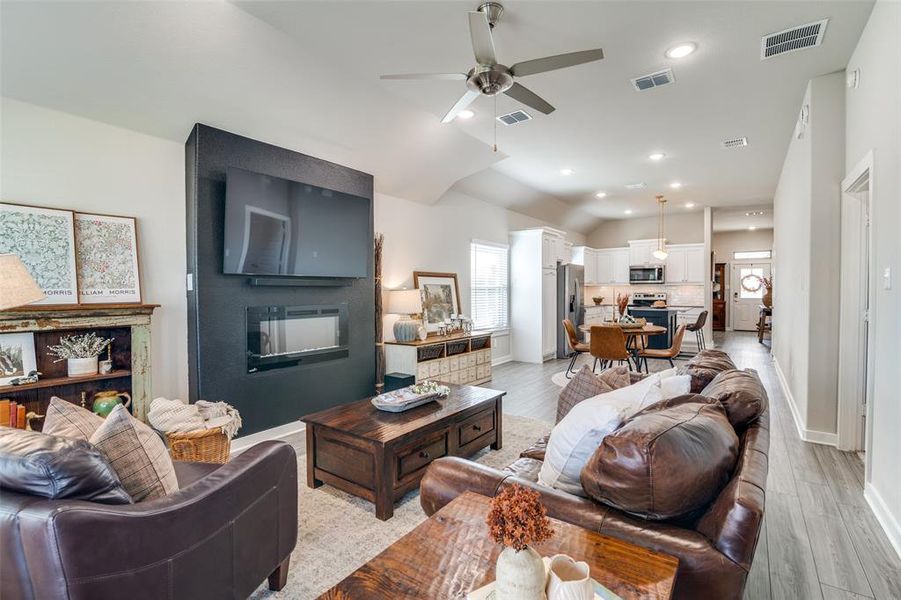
[380,2,604,126]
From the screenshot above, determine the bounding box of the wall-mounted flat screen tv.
[223,167,371,277]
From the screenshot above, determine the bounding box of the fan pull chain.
[493,94,498,152]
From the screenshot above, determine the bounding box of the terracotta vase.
[762,289,773,308]
[495,546,547,600]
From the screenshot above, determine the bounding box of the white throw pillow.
[538,369,689,497]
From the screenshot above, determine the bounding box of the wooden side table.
[757,305,772,343]
[302,385,504,520]
[320,491,679,599]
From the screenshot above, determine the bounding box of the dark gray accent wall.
[185,124,375,436]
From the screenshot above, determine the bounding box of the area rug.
[549,353,690,387]
[249,413,552,599]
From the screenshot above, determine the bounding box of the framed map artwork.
[74,212,142,304]
[0,202,79,305]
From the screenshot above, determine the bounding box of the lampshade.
[387,289,422,315]
[0,254,45,310]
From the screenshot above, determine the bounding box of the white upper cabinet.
[664,243,705,283]
[583,248,598,284]
[561,241,573,265]
[628,239,665,266]
[542,232,567,269]
[595,251,614,284]
[612,248,630,283]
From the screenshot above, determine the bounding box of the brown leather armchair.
[0,441,297,600]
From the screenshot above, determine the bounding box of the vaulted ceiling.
[1,1,873,233]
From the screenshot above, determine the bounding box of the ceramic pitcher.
[92,391,131,417]
[546,554,593,600]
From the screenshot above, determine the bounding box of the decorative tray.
[371,381,450,412]
[466,557,622,600]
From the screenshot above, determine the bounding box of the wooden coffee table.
[302,385,504,520]
[319,491,679,599]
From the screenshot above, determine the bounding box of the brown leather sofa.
[421,361,769,600]
[1,441,297,600]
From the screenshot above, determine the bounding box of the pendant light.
[652,194,669,260]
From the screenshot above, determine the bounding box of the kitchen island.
[627,307,681,350]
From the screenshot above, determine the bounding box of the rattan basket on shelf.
[166,427,230,464]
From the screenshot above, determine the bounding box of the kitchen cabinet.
[542,269,557,357]
[612,248,630,283]
[629,239,665,267]
[595,251,613,284]
[562,242,573,265]
[511,228,566,363]
[583,248,598,284]
[664,244,705,284]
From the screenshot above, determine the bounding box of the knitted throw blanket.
[148,398,243,439]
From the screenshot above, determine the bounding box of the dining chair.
[685,310,708,351]
[637,324,686,372]
[562,319,590,378]
[589,325,634,372]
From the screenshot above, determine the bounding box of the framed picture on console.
[413,271,460,332]
[0,202,79,305]
[0,332,36,386]
[74,212,142,304]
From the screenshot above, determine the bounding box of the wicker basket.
[167,427,230,464]
[446,340,469,356]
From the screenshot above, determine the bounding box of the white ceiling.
[1,1,873,234]
[713,204,774,232]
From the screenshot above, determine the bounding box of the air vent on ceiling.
[631,68,675,91]
[625,182,647,190]
[722,137,749,149]
[761,19,829,59]
[496,110,532,125]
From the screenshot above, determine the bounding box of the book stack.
[0,399,27,429]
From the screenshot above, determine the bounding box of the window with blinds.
[470,241,509,331]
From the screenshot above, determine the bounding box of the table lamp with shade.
[0,254,45,310]
[388,288,424,342]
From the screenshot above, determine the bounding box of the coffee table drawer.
[397,434,448,480]
[458,409,495,447]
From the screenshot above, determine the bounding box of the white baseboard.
[492,354,513,367]
[773,357,837,446]
[865,482,901,559]
[230,421,305,454]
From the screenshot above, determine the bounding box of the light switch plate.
[884,267,892,290]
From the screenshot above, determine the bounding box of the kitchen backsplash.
[584,284,705,307]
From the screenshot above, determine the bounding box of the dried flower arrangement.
[487,484,554,552]
[616,293,629,318]
[47,333,114,361]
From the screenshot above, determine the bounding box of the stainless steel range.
[630,292,667,307]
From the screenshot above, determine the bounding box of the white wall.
[0,97,188,399]
[375,189,586,363]
[844,0,901,555]
[586,211,704,248]
[772,72,845,441]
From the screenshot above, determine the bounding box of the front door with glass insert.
[731,262,772,331]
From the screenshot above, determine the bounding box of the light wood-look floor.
[489,332,901,600]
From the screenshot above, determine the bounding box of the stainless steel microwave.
[629,265,665,284]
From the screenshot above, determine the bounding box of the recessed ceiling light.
[670,182,683,189]
[625,209,634,215]
[666,42,697,59]
[560,168,574,176]
[649,152,665,161]
[595,191,607,198]
[625,182,647,189]
[749,226,758,231]
[456,109,475,120]
[685,202,695,208]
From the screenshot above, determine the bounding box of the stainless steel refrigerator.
[557,263,583,358]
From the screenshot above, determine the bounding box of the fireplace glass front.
[246,304,348,372]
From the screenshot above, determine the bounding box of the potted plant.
[761,276,773,308]
[487,484,555,600]
[47,332,114,377]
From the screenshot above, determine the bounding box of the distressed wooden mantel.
[0,304,159,421]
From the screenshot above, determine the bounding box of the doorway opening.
[730,261,772,331]
[837,151,874,466]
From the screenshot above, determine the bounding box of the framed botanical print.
[0,203,79,305]
[0,332,36,386]
[74,212,142,303]
[413,271,461,332]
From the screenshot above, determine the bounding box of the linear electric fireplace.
[246,304,349,373]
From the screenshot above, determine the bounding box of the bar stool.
[685,310,708,352]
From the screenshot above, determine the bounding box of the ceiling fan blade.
[510,48,604,77]
[380,73,467,80]
[504,82,555,114]
[441,90,480,123]
[468,11,497,65]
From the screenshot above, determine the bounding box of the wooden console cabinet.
[384,331,493,385]
[302,384,504,520]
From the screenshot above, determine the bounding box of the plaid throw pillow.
[597,366,634,390]
[43,396,104,440]
[90,404,178,502]
[556,365,613,423]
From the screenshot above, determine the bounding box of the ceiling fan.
[380,2,604,123]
